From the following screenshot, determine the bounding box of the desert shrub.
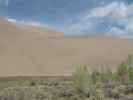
[99,72,110,83]
[105,69,119,82]
[91,68,119,84]
[91,70,100,84]
[126,54,133,84]
[30,80,36,86]
[116,54,133,84]
[128,67,133,84]
[117,62,129,76]
[117,62,129,84]
[93,69,118,83]
[110,72,119,81]
[100,68,112,83]
[72,65,91,94]
[127,54,133,67]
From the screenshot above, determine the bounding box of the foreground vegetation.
[0,55,133,100]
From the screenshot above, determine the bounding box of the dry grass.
[0,55,133,100]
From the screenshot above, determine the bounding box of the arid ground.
[0,18,133,76]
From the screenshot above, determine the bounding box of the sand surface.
[0,18,133,76]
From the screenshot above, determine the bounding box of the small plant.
[72,65,91,93]
[30,80,36,86]
[117,62,129,84]
[104,69,119,82]
[128,67,133,84]
[117,62,128,76]
[91,68,119,84]
[126,54,133,84]
[91,70,100,84]
[127,54,133,67]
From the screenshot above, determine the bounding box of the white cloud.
[5,17,59,31]
[126,17,133,32]
[6,18,17,23]
[66,21,93,35]
[22,21,43,27]
[87,2,127,18]
[108,27,125,36]
[65,1,133,38]
[6,18,44,27]
[127,3,133,16]
[108,14,133,38]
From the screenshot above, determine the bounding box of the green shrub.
[92,69,118,83]
[126,54,133,84]
[99,73,110,83]
[117,62,128,76]
[30,80,36,86]
[91,70,100,84]
[117,62,129,84]
[110,72,119,81]
[127,54,133,67]
[105,69,119,82]
[72,65,91,93]
[91,68,119,84]
[128,67,133,84]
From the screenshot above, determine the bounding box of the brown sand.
[0,18,133,76]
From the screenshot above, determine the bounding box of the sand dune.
[0,18,133,76]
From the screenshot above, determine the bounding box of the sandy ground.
[0,18,133,76]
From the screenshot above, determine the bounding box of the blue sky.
[1,0,133,37]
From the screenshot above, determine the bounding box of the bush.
[117,62,129,84]
[30,80,36,86]
[104,69,119,82]
[126,54,133,84]
[72,65,91,93]
[91,70,100,84]
[117,62,128,76]
[91,68,118,83]
[127,54,133,67]
[128,67,133,84]
[100,68,113,83]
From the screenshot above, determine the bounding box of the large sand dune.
[0,18,133,76]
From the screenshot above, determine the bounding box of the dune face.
[0,18,133,76]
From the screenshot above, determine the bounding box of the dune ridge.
[0,18,133,76]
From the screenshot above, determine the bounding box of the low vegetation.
[72,54,133,99]
[0,54,133,100]
[72,65,91,93]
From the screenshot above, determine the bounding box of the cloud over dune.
[4,0,133,38]
[65,1,133,38]
[6,18,45,27]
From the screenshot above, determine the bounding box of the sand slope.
[0,18,133,76]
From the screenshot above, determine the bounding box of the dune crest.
[0,18,133,76]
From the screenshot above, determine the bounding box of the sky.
[0,0,133,37]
